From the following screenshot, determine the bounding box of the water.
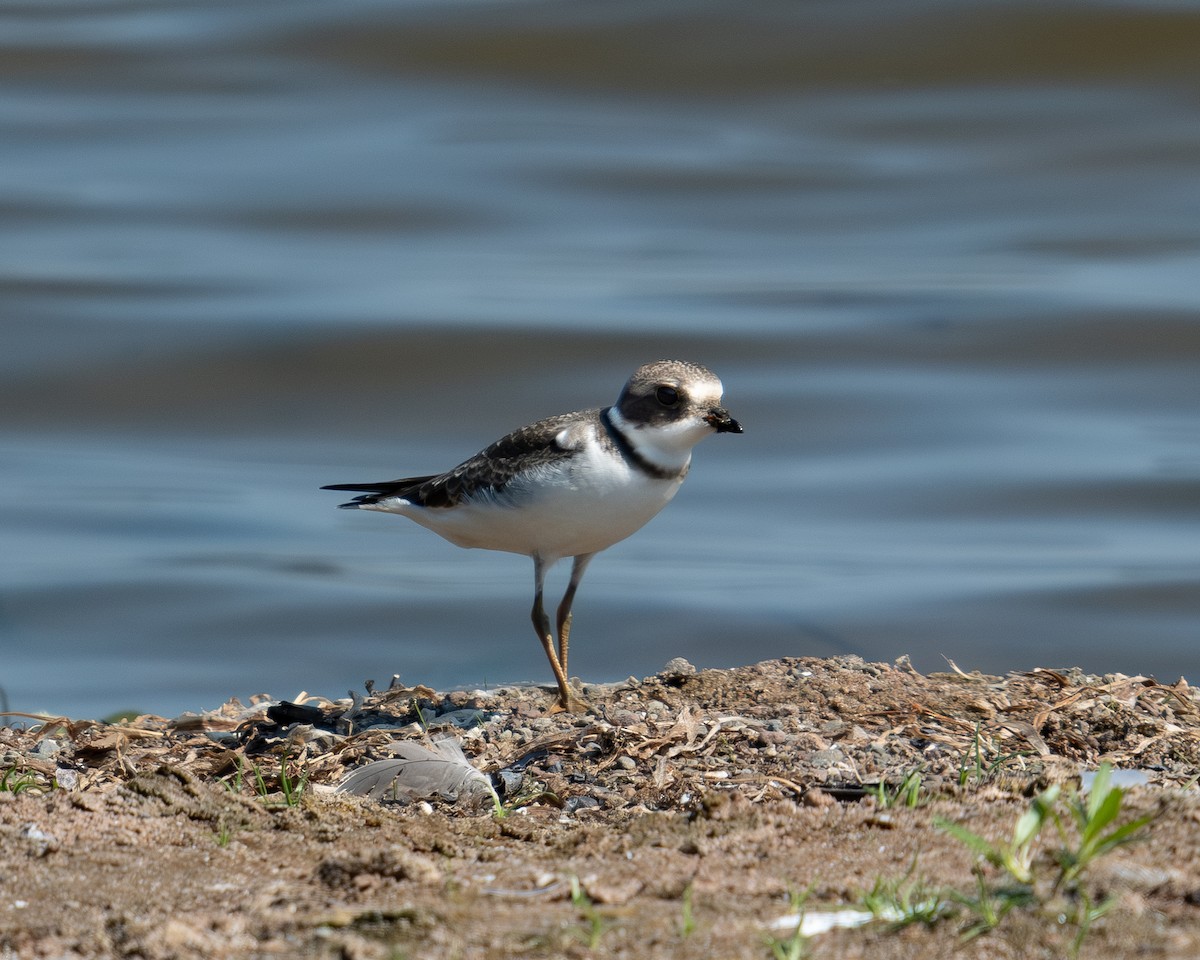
[3,0,1199,719]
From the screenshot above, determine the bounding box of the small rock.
[496,769,524,797]
[564,796,601,815]
[21,823,54,842]
[810,748,845,768]
[31,739,61,759]
[513,702,541,720]
[21,823,60,856]
[429,708,499,730]
[660,658,696,678]
[615,756,636,771]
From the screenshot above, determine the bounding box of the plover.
[323,359,742,710]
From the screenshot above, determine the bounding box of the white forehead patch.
[689,375,723,407]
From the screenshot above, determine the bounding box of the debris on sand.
[2,656,1199,959]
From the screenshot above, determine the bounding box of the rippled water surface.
[3,0,1199,718]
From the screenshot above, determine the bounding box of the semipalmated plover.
[324,359,742,710]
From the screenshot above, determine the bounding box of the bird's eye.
[655,385,679,406]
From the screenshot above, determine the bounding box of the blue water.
[2,0,1199,718]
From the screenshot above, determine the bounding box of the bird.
[323,359,742,711]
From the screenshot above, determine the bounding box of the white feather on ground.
[337,736,498,807]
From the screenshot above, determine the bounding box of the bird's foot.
[548,696,589,715]
[548,683,589,714]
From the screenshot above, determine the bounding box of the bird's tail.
[321,477,436,509]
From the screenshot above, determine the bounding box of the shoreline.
[3,656,1198,959]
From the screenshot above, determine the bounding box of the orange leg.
[531,555,574,710]
[554,554,594,680]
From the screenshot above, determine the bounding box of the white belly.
[370,445,685,561]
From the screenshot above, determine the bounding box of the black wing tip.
[323,474,452,508]
[322,484,385,508]
[323,482,396,507]
[334,492,385,508]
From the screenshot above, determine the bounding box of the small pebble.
[32,739,61,759]
[660,657,696,678]
[54,768,79,790]
[564,796,601,814]
[20,823,59,857]
[496,769,524,797]
[810,748,845,768]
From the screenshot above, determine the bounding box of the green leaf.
[1035,783,1062,812]
[1085,764,1113,820]
[1013,805,1045,848]
[936,818,1000,862]
[1079,786,1123,847]
[1089,813,1155,858]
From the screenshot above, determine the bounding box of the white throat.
[607,405,708,473]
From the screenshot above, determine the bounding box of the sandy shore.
[2,656,1198,959]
